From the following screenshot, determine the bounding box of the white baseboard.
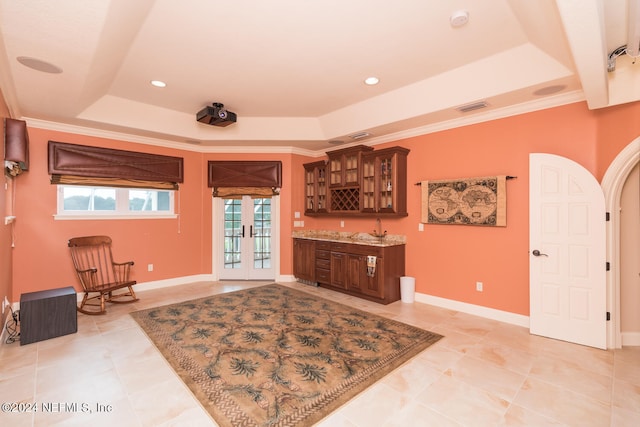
[71,274,215,302]
[621,332,640,346]
[415,292,530,328]
[71,274,294,303]
[134,274,215,292]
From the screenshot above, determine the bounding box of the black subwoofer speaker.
[20,287,77,345]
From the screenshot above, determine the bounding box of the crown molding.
[22,91,585,157]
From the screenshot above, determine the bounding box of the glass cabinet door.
[304,161,327,213]
[329,157,342,186]
[316,164,327,211]
[377,155,394,212]
[361,147,409,215]
[305,167,315,211]
[344,152,359,185]
[361,157,376,213]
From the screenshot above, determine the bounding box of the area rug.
[131,284,442,427]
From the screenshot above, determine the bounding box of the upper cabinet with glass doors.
[304,145,409,217]
[327,145,373,188]
[304,160,328,214]
[361,147,409,216]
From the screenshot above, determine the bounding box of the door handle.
[241,225,245,238]
[532,249,548,257]
[250,225,253,238]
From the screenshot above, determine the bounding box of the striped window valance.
[212,186,280,199]
[48,141,184,190]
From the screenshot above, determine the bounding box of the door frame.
[211,196,280,281]
[601,137,640,349]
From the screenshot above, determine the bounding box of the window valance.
[48,141,184,190]
[208,161,281,198]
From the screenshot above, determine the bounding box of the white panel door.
[529,153,606,349]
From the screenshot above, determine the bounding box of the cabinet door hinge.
[606,212,610,221]
[606,262,610,271]
[606,312,611,321]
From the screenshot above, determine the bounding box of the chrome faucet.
[373,218,387,241]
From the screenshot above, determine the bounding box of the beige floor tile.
[614,357,640,386]
[128,377,209,427]
[500,404,565,426]
[528,353,613,401]
[382,400,462,427]
[0,280,636,427]
[339,382,411,426]
[381,356,443,395]
[513,377,611,426]
[464,341,536,375]
[612,378,640,414]
[445,354,527,401]
[416,374,510,426]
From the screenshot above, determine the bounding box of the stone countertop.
[292,230,406,247]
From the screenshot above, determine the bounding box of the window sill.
[54,213,178,221]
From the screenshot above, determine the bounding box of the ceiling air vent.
[349,132,371,140]
[456,101,488,113]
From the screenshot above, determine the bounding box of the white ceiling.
[0,0,637,154]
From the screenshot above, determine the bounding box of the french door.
[216,196,276,280]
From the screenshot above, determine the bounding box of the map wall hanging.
[420,175,507,226]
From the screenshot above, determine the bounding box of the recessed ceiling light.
[16,56,63,74]
[150,80,167,88]
[364,77,379,85]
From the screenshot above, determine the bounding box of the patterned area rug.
[131,284,443,427]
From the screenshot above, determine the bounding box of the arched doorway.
[602,137,640,348]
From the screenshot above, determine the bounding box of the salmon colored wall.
[0,92,11,310]
[8,101,639,317]
[10,128,206,300]
[10,128,298,301]
[594,101,640,180]
[296,102,636,316]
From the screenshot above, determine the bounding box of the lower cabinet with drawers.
[293,238,405,304]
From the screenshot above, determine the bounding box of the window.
[56,185,176,219]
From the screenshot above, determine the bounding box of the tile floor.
[0,281,638,426]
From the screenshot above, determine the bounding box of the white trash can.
[400,276,415,303]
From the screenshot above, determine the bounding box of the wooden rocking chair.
[68,235,138,315]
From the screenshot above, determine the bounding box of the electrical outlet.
[476,281,483,292]
[148,264,154,272]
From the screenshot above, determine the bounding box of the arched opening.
[602,137,640,348]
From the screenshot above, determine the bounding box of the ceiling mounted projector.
[196,102,237,127]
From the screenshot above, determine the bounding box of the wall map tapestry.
[421,175,507,226]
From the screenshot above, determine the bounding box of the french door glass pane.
[253,198,271,269]
[224,199,242,269]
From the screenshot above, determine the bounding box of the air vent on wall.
[456,101,488,113]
